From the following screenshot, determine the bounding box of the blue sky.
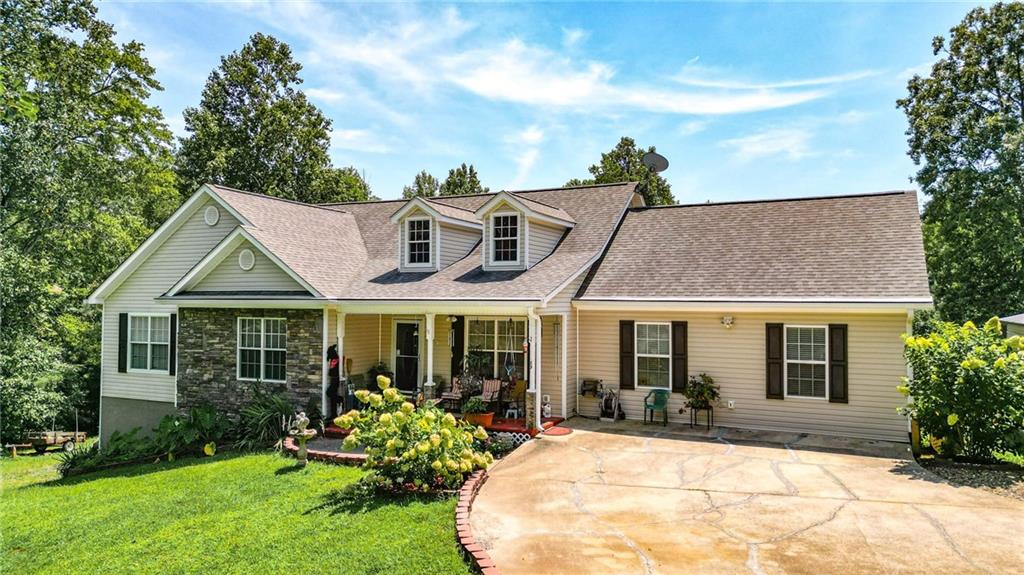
[98,1,977,202]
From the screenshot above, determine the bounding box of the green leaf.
[947,414,959,426]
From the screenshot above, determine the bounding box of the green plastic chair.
[644,390,670,426]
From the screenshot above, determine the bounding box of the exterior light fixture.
[721,316,735,329]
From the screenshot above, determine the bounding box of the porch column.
[528,313,542,430]
[425,313,435,397]
[337,309,346,379]
[321,307,329,417]
[560,312,568,418]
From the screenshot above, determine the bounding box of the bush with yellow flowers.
[334,375,493,491]
[900,317,1024,460]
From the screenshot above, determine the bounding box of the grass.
[0,451,472,575]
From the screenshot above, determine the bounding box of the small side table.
[689,405,714,430]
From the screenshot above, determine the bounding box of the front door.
[394,321,419,393]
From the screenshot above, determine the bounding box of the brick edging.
[457,470,500,575]
[282,437,367,466]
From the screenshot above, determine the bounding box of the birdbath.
[290,412,318,466]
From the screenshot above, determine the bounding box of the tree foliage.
[439,163,489,196]
[900,318,1024,460]
[402,170,441,199]
[175,33,370,203]
[566,137,675,206]
[897,3,1024,323]
[1,0,179,440]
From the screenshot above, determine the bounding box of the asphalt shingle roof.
[577,191,932,302]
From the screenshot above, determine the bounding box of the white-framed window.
[635,322,671,389]
[128,314,171,372]
[405,217,432,267]
[466,318,527,380]
[784,325,828,399]
[490,212,519,264]
[238,317,287,383]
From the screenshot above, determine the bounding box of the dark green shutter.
[619,320,635,390]
[118,313,128,373]
[671,321,687,393]
[828,324,848,403]
[168,313,177,376]
[766,323,784,399]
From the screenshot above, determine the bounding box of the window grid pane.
[149,316,169,343]
[637,357,670,388]
[785,326,827,398]
[130,316,149,344]
[130,343,148,370]
[150,343,169,371]
[240,349,261,379]
[264,350,286,382]
[492,215,518,262]
[407,219,431,264]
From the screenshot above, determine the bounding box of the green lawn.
[0,451,472,575]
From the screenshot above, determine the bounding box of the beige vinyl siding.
[576,310,911,441]
[439,223,480,268]
[1008,323,1024,337]
[481,203,526,271]
[191,242,306,292]
[102,197,239,402]
[542,274,584,416]
[527,220,565,267]
[339,313,453,387]
[540,315,565,417]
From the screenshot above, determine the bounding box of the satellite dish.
[642,151,669,173]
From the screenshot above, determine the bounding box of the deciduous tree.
[402,170,441,199]
[439,163,488,196]
[175,33,370,203]
[566,137,675,206]
[897,2,1024,323]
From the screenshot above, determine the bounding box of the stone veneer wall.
[177,308,323,414]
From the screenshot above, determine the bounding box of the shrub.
[152,405,230,459]
[57,429,157,477]
[481,434,515,459]
[900,317,1024,460]
[461,397,489,414]
[234,386,296,450]
[335,375,492,491]
[683,373,720,409]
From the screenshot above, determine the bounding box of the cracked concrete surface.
[470,419,1024,574]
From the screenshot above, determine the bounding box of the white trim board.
[88,185,251,304]
[473,191,575,228]
[389,197,482,230]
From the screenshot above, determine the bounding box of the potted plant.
[462,397,494,427]
[683,373,721,410]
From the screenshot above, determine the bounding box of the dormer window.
[492,213,519,264]
[405,218,432,267]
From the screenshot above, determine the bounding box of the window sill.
[127,368,171,375]
[783,395,829,401]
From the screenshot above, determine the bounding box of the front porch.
[324,307,571,431]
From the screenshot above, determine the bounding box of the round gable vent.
[203,205,220,226]
[238,248,255,271]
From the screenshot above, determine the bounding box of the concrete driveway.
[471,419,1024,574]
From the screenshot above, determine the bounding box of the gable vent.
[238,248,255,271]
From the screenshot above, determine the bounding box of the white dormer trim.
[166,227,322,298]
[389,197,482,230]
[488,211,522,267]
[87,184,252,304]
[473,191,575,229]
[403,216,437,271]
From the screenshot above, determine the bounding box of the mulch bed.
[920,459,1024,501]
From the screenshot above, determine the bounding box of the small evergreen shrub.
[334,375,492,491]
[233,386,295,450]
[900,317,1024,460]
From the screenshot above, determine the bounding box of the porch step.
[485,417,564,437]
[322,423,350,439]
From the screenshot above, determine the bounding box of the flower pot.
[464,412,494,427]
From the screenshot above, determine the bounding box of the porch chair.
[480,378,502,406]
[644,389,670,426]
[503,379,528,419]
[440,377,462,412]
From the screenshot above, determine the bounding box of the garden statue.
[290,411,317,466]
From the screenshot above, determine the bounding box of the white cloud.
[719,128,814,162]
[672,62,880,89]
[442,39,829,115]
[507,125,545,145]
[509,148,540,189]
[331,129,391,154]
[678,120,708,137]
[306,87,345,104]
[562,27,586,48]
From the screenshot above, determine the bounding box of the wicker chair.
[440,377,462,411]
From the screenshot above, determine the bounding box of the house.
[88,183,932,443]
[1002,313,1024,337]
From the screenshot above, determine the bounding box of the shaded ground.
[920,459,1024,501]
[472,419,1024,574]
